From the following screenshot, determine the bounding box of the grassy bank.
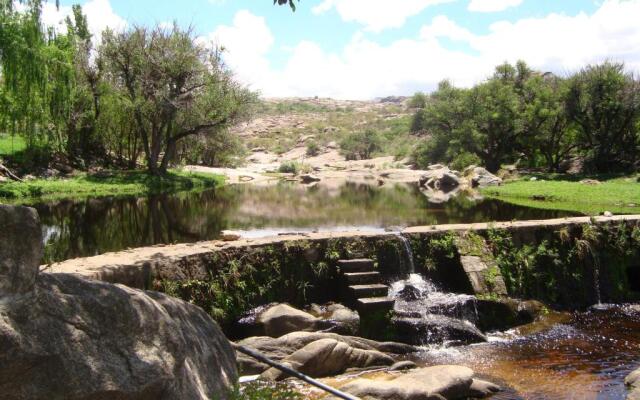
[481,174,640,215]
[0,170,224,203]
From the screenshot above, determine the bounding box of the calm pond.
[35,182,577,263]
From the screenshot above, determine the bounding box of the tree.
[518,74,577,172]
[566,62,640,172]
[100,25,255,174]
[408,92,427,109]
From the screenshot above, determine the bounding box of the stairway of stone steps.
[337,259,395,313]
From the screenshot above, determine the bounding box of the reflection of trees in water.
[36,183,577,263]
[37,189,240,263]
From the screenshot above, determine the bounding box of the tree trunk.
[159,140,176,174]
[0,163,23,182]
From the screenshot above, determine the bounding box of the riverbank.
[482,174,640,215]
[0,169,224,203]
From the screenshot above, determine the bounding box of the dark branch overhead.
[274,0,299,11]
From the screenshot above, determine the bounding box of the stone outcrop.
[627,367,640,400]
[306,302,360,335]
[260,338,394,380]
[235,331,418,375]
[235,303,360,338]
[327,365,500,400]
[474,298,545,332]
[0,205,237,400]
[419,166,461,191]
[259,303,320,337]
[392,314,487,346]
[465,166,502,188]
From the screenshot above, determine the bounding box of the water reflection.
[35,182,578,263]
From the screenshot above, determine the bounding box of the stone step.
[337,259,375,273]
[356,297,396,312]
[344,271,381,285]
[349,284,389,298]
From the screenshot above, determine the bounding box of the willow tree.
[0,0,75,152]
[100,25,254,174]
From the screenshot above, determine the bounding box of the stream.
[382,241,639,399]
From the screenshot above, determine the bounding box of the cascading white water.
[390,273,485,346]
[396,233,416,274]
[390,274,476,317]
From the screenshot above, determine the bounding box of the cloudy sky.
[46,0,640,99]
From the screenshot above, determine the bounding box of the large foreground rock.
[327,365,500,400]
[0,205,42,299]
[0,205,237,400]
[627,367,640,400]
[261,338,394,380]
[236,331,418,375]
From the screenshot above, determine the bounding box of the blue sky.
[46,0,640,99]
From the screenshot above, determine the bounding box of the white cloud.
[312,0,456,32]
[174,1,640,100]
[40,0,126,40]
[206,10,277,94]
[468,0,523,13]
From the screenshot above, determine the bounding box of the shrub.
[450,152,481,171]
[340,129,382,160]
[306,140,320,157]
[278,161,300,174]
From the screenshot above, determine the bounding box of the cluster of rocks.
[234,302,360,338]
[0,205,237,400]
[628,368,640,400]
[418,164,502,203]
[233,302,502,399]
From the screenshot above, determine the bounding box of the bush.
[340,129,382,160]
[450,152,481,171]
[306,140,320,157]
[278,161,300,174]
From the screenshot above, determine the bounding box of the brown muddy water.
[417,305,640,399]
[309,305,640,400]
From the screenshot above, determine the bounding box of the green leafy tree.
[408,92,427,109]
[566,62,640,172]
[100,25,255,174]
[411,80,470,168]
[518,74,577,171]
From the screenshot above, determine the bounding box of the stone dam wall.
[47,215,640,322]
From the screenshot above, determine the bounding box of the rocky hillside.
[233,97,416,161]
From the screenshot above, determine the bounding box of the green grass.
[0,134,28,157]
[0,169,224,203]
[481,174,640,215]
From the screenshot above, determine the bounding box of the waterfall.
[389,273,485,346]
[593,260,602,305]
[396,233,416,274]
